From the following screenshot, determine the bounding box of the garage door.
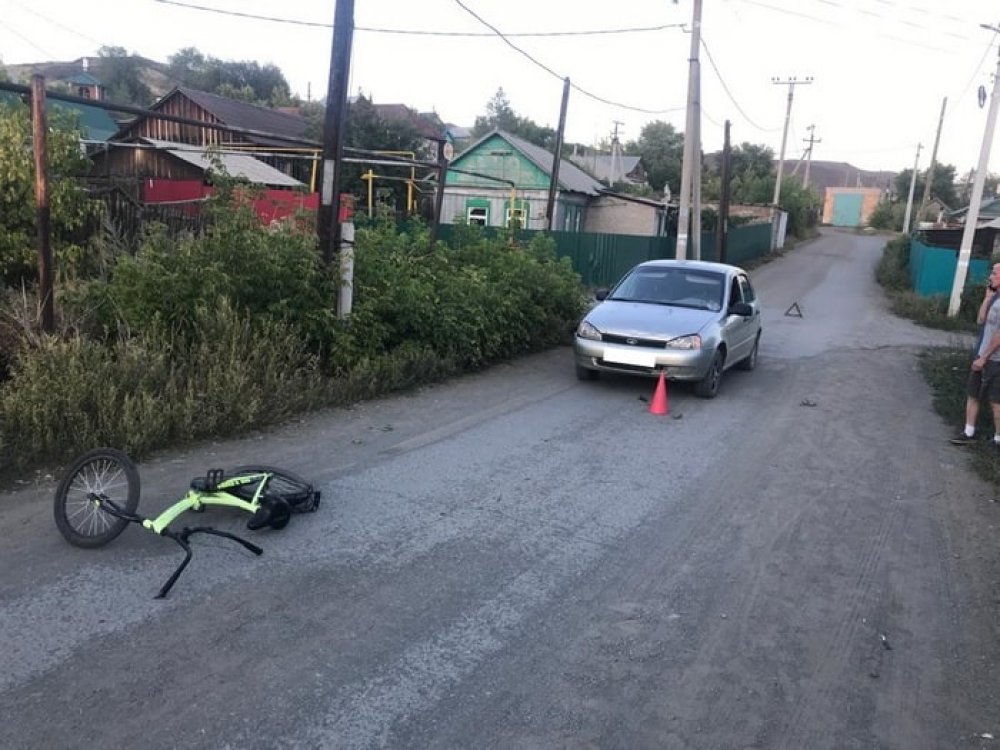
[832,193,864,227]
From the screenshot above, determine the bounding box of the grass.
[919,348,1000,488]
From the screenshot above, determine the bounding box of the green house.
[442,129,604,232]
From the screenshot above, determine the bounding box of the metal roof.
[455,130,604,196]
[148,87,311,147]
[140,138,304,187]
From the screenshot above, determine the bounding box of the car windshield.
[609,268,725,311]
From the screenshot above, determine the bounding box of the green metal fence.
[436,223,773,288]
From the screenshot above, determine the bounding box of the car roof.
[633,259,747,276]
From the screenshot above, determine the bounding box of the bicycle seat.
[190,469,225,493]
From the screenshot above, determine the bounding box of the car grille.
[601,333,666,348]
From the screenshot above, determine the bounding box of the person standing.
[952,262,1000,445]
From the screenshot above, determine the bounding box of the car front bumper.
[573,337,714,380]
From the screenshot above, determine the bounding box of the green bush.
[875,235,911,291]
[0,200,587,476]
[868,200,904,231]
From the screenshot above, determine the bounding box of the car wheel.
[576,364,599,381]
[694,350,724,399]
[737,334,760,371]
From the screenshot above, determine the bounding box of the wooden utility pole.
[430,139,449,247]
[318,0,355,265]
[546,77,570,231]
[716,120,731,264]
[916,97,947,226]
[31,75,54,333]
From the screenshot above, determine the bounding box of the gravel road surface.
[1,229,997,749]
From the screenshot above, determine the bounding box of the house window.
[464,198,491,226]
[506,207,527,229]
[504,199,529,229]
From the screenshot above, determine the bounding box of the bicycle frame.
[141,473,269,536]
[90,471,276,598]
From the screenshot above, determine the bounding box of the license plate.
[604,347,656,367]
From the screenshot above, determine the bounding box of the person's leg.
[966,395,982,430]
[953,368,984,443]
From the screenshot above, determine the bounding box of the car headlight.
[665,334,701,350]
[576,320,602,340]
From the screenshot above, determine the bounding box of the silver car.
[573,259,762,398]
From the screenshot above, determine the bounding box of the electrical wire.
[950,28,999,105]
[0,16,54,58]
[700,36,780,133]
[5,0,105,47]
[452,0,685,116]
[152,0,683,37]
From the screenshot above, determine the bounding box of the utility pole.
[546,77,571,231]
[902,142,922,234]
[949,25,1000,317]
[676,0,702,261]
[317,0,355,265]
[770,76,813,249]
[802,124,821,189]
[716,119,731,264]
[31,75,53,333]
[916,97,947,226]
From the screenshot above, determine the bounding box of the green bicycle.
[53,447,320,598]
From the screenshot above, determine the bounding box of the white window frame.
[467,206,489,226]
[505,207,527,229]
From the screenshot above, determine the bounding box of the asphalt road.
[1,229,998,749]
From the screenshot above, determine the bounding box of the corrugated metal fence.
[438,222,774,287]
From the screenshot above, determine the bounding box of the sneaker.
[950,432,976,445]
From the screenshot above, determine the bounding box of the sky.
[1,0,999,176]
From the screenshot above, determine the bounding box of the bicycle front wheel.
[54,448,141,548]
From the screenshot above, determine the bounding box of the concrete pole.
[692,54,703,260]
[675,0,702,261]
[769,77,812,249]
[948,33,1000,317]
[902,143,922,234]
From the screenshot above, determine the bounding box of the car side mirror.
[595,288,610,301]
[729,301,753,317]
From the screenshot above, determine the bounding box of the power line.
[452,0,685,115]
[700,36,780,132]
[0,17,53,58]
[153,0,683,37]
[5,0,105,47]
[951,28,999,104]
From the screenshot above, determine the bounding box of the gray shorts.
[966,359,1000,403]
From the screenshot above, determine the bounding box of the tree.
[894,163,958,209]
[94,46,153,107]
[167,48,292,106]
[342,95,426,215]
[471,88,556,149]
[0,101,99,285]
[627,121,684,195]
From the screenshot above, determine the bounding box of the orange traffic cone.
[649,372,668,415]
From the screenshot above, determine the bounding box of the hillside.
[4,56,179,100]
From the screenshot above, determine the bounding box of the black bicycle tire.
[54,448,141,548]
[230,464,316,506]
